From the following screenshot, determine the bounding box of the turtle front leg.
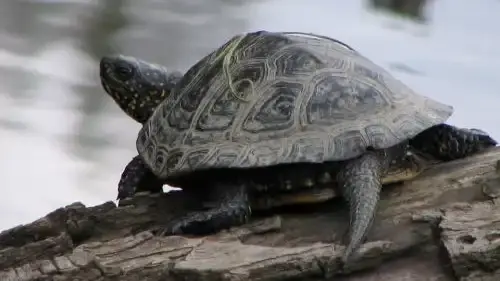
[118,155,164,200]
[156,182,251,236]
[336,151,385,265]
[409,124,497,161]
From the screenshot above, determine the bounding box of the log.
[1,147,500,281]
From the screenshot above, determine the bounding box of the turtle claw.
[150,224,182,236]
[153,218,193,236]
[154,202,252,237]
[152,213,210,236]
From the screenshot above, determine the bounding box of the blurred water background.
[1,0,499,231]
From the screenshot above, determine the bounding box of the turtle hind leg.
[409,123,497,161]
[336,151,385,264]
[157,182,251,236]
[118,155,164,200]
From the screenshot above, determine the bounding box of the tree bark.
[1,147,500,281]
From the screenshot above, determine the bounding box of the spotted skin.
[99,55,182,124]
[100,35,497,267]
[118,155,164,199]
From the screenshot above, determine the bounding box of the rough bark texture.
[2,147,500,281]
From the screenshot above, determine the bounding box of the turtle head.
[99,54,183,124]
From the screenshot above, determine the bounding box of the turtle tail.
[337,152,383,264]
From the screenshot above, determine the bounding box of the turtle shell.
[137,31,453,179]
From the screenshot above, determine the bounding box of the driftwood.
[1,147,500,281]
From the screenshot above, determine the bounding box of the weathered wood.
[1,147,500,281]
[436,202,500,281]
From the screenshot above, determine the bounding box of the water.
[1,0,499,231]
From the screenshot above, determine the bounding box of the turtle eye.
[115,62,133,79]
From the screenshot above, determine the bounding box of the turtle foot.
[410,124,497,161]
[155,182,251,236]
[118,155,164,200]
[155,204,251,236]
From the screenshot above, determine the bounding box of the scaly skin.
[100,55,498,266]
[99,55,182,124]
[337,151,385,264]
[155,183,251,236]
[410,123,497,161]
[118,155,164,199]
[336,143,408,264]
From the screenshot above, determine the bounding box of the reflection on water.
[369,0,430,23]
[1,0,500,231]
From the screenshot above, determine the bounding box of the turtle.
[100,54,429,209]
[99,30,497,264]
